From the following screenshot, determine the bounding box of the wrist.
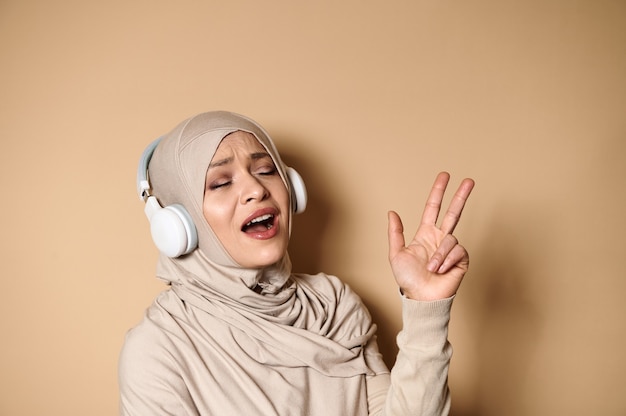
[400,287,456,302]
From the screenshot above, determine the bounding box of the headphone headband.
[136,137,162,201]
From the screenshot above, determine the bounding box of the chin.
[235,248,287,269]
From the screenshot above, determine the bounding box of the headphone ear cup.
[286,167,307,214]
[149,203,198,258]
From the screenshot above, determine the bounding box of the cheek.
[203,197,233,234]
[271,181,291,212]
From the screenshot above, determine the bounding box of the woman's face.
[203,131,290,268]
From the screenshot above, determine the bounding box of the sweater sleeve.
[367,296,454,415]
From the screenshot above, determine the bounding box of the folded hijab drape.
[120,111,388,415]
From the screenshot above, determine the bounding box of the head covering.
[148,110,293,293]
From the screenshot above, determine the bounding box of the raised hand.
[387,172,475,301]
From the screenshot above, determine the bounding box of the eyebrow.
[208,152,272,169]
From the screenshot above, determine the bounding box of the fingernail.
[427,259,439,272]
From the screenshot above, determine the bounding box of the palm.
[388,173,474,301]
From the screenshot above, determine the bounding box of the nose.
[239,172,269,205]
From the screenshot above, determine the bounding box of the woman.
[119,111,475,415]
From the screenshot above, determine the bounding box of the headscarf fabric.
[121,111,388,415]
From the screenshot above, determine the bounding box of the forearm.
[368,296,454,415]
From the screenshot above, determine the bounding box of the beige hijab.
[131,111,388,414]
[148,110,294,292]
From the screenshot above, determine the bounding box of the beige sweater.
[119,277,453,415]
[124,112,454,415]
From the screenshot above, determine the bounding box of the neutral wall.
[1,1,624,415]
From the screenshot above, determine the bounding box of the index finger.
[420,172,451,226]
[439,177,475,235]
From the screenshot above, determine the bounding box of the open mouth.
[242,213,275,233]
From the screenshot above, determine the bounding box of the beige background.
[1,0,625,415]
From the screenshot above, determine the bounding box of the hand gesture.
[388,172,475,301]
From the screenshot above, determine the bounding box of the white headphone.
[137,137,307,258]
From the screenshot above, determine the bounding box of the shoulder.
[119,291,194,387]
[118,297,193,413]
[119,307,179,383]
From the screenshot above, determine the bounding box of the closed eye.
[257,167,277,176]
[208,179,231,190]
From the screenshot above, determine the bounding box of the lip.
[241,207,280,240]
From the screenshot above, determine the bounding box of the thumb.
[387,210,405,261]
